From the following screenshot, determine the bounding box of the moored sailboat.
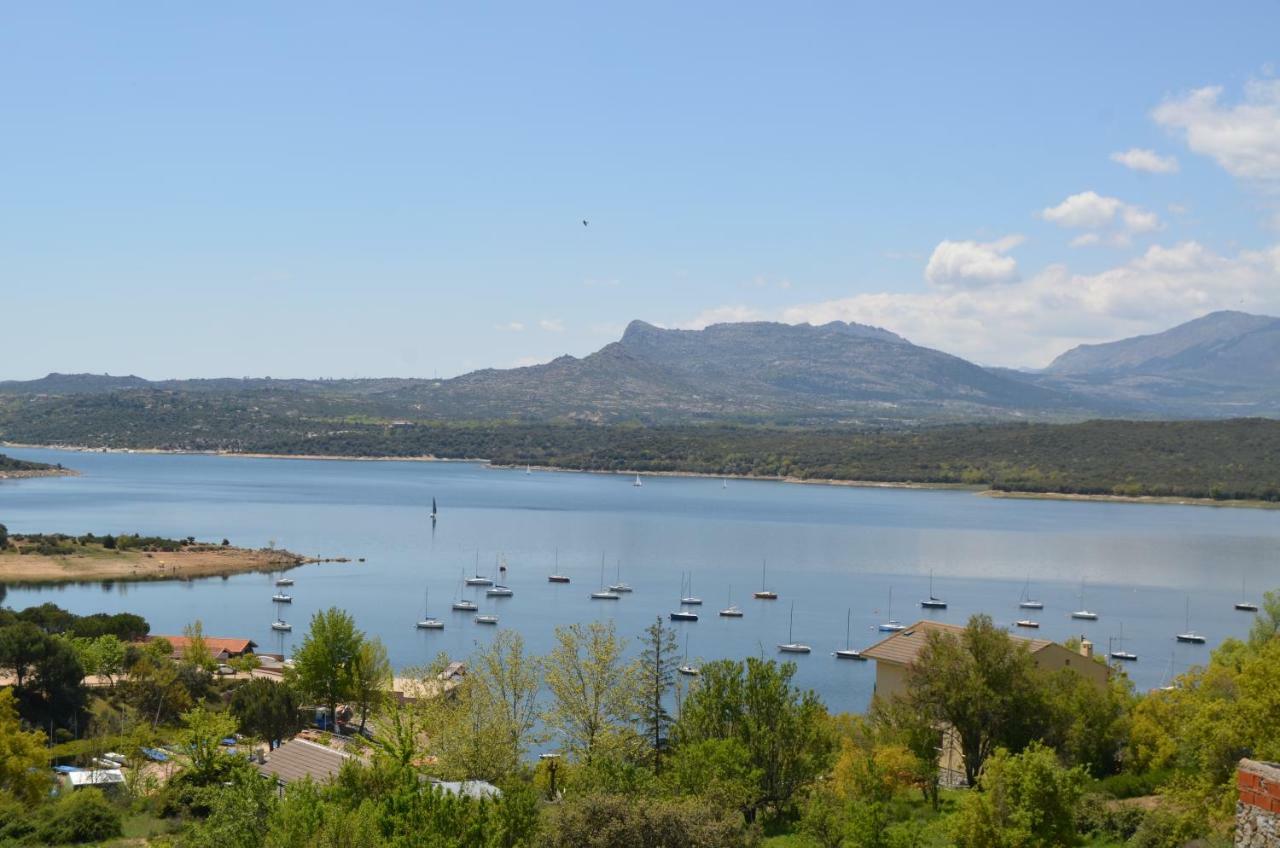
[834,608,865,660]
[1017,577,1043,610]
[777,602,811,653]
[416,587,444,630]
[1175,597,1206,644]
[719,586,744,618]
[753,560,778,600]
[1071,580,1098,621]
[920,570,947,609]
[878,587,905,632]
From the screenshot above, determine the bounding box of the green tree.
[182,768,275,848]
[291,607,363,732]
[1248,588,1280,649]
[0,621,48,689]
[182,619,218,673]
[124,647,193,727]
[901,614,1048,786]
[179,705,239,783]
[949,742,1086,848]
[0,688,50,804]
[35,789,122,844]
[471,629,542,769]
[0,522,8,548]
[674,656,834,821]
[349,637,392,734]
[539,792,745,848]
[230,678,303,749]
[1041,667,1132,777]
[544,620,636,764]
[636,617,679,773]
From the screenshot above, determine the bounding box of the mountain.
[0,372,153,394]
[1030,311,1280,416]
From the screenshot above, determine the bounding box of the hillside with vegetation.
[0,453,64,477]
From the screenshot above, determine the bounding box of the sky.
[3,2,1280,379]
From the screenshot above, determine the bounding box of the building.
[861,619,1110,702]
[255,735,353,787]
[148,635,257,662]
[1236,759,1280,847]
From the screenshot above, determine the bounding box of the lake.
[1,446,1277,712]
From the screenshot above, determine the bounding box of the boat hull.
[669,612,698,621]
[719,608,744,618]
[1015,620,1040,629]
[1175,634,1206,644]
[834,649,865,660]
[1235,603,1259,612]
[416,621,444,630]
[1110,652,1137,662]
[1071,611,1098,621]
[753,592,778,600]
[547,576,571,583]
[778,644,811,654]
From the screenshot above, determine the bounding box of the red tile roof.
[150,635,257,656]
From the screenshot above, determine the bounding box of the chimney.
[1079,638,1093,659]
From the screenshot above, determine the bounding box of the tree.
[0,688,50,804]
[291,607,363,731]
[68,634,127,686]
[349,637,392,734]
[674,657,834,821]
[35,789,122,845]
[123,648,192,727]
[636,617,679,773]
[1248,588,1280,649]
[25,635,86,731]
[949,743,1086,848]
[182,619,218,673]
[544,620,636,763]
[180,706,239,783]
[0,621,48,689]
[471,629,542,768]
[539,792,745,848]
[900,614,1048,786]
[0,522,8,548]
[1041,667,1132,777]
[182,768,275,848]
[230,678,303,749]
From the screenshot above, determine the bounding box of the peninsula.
[0,452,73,479]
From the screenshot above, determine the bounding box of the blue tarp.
[141,747,169,762]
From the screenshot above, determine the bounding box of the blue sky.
[3,3,1279,378]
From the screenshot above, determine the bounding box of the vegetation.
[0,453,61,474]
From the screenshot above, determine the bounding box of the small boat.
[633,474,643,487]
[1175,597,1206,644]
[1018,577,1043,610]
[777,602,811,653]
[920,570,947,609]
[526,464,532,475]
[590,557,621,599]
[416,588,444,630]
[272,593,293,604]
[465,551,493,586]
[753,560,778,600]
[835,608,865,660]
[1235,575,1259,612]
[719,586,744,618]
[1158,652,1177,692]
[271,620,292,632]
[677,633,700,676]
[1109,624,1137,662]
[548,548,570,583]
[722,478,727,489]
[1070,580,1098,621]
[669,610,698,622]
[452,571,479,611]
[608,559,633,593]
[680,572,702,606]
[274,577,294,587]
[878,587,905,632]
[1015,619,1040,629]
[430,497,438,521]
[486,585,514,598]
[474,614,499,625]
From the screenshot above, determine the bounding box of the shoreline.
[5,441,1276,510]
[0,544,353,586]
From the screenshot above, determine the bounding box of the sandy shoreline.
[0,545,344,586]
[4,441,1273,510]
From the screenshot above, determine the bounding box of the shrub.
[1074,793,1145,842]
[36,789,123,844]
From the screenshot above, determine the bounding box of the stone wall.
[1237,759,1280,847]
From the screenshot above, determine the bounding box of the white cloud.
[495,321,525,332]
[779,240,1280,367]
[1153,80,1280,180]
[674,305,767,330]
[539,319,565,332]
[1040,191,1160,244]
[923,235,1023,288]
[1110,148,1179,174]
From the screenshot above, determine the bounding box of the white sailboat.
[633,474,643,487]
[680,572,702,605]
[526,464,532,475]
[452,570,479,612]
[474,614,498,625]
[920,570,947,609]
[608,559,633,593]
[753,560,778,600]
[272,592,293,604]
[1235,574,1259,612]
[1109,623,1137,662]
[778,602,811,653]
[274,576,294,587]
[465,550,493,586]
[271,619,292,632]
[1175,597,1206,644]
[1015,618,1040,629]
[416,587,444,630]
[670,571,698,620]
[1017,576,1043,610]
[1070,580,1098,621]
[678,633,700,676]
[835,608,865,660]
[878,587,905,632]
[719,585,744,618]
[590,556,620,600]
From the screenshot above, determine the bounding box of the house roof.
[256,738,351,785]
[150,635,257,655]
[861,620,1054,667]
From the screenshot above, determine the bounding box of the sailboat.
[526,464,532,475]
[722,478,727,489]
[272,591,292,631]
[547,548,570,583]
[271,619,292,632]
[274,576,294,587]
[1175,597,1206,644]
[608,559,633,593]
[777,602,811,653]
[1109,623,1137,661]
[465,550,493,586]
[633,474,643,487]
[590,556,621,600]
[272,591,293,604]
[1070,580,1098,620]
[835,608,865,660]
[878,588,905,632]
[474,613,499,625]
[753,560,778,600]
[430,497,437,522]
[1015,618,1040,629]
[416,587,444,629]
[669,572,698,620]
[678,633,700,676]
[452,570,479,612]
[1235,574,1259,612]
[719,585,744,618]
[680,572,702,605]
[1158,652,1177,692]
[920,570,947,609]
[1017,577,1043,610]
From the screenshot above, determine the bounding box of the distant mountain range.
[2,311,1278,424]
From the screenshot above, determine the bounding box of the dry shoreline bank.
[0,545,347,586]
[4,441,1273,510]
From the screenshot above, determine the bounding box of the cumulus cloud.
[778,240,1280,367]
[1153,80,1280,180]
[1110,148,1180,173]
[1040,191,1160,245]
[539,318,565,332]
[923,235,1023,288]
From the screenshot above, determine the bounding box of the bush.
[1126,805,1212,848]
[1091,768,1171,799]
[1074,793,1145,842]
[538,792,748,848]
[37,789,123,844]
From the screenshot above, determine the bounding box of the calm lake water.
[2,447,1277,712]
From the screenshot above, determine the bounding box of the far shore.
[5,441,1276,510]
[0,545,351,586]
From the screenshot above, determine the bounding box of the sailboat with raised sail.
[778,602,811,653]
[678,633,700,676]
[590,555,620,600]
[1235,574,1259,612]
[920,570,947,609]
[633,474,643,487]
[1109,622,1137,662]
[416,587,444,630]
[1071,580,1098,621]
[719,586,744,618]
[878,587,905,632]
[1176,597,1206,644]
[1018,577,1043,610]
[430,497,437,522]
[753,560,778,600]
[835,608,865,660]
